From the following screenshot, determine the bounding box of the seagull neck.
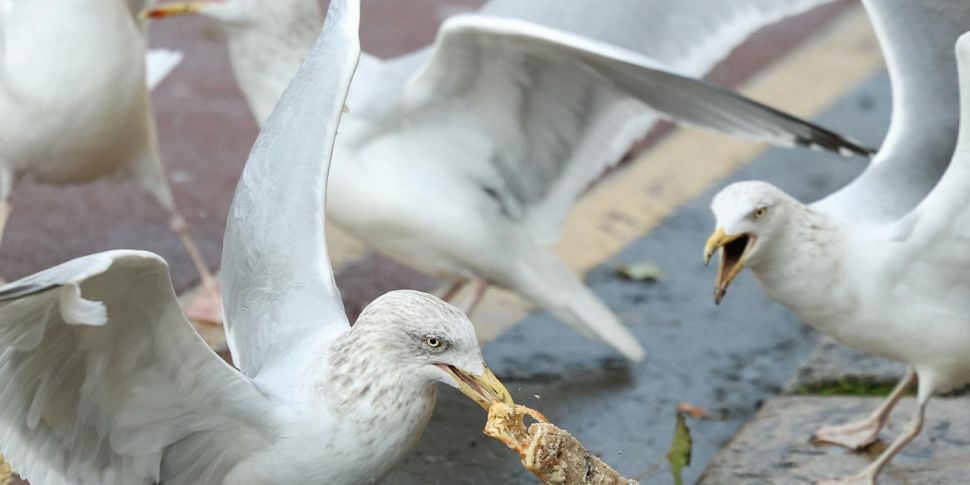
[749,207,855,324]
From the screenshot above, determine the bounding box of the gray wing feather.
[384,15,872,243]
[0,251,270,485]
[882,33,970,317]
[220,0,360,377]
[812,0,970,222]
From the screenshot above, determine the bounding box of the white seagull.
[0,0,221,324]
[704,1,970,482]
[0,1,514,484]
[147,0,875,362]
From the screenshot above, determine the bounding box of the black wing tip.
[0,283,57,302]
[792,132,877,160]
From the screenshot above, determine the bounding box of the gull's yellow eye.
[753,207,768,219]
[425,336,443,349]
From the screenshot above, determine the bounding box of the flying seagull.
[0,0,222,324]
[0,1,513,483]
[704,1,970,482]
[147,0,875,361]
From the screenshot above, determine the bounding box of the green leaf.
[666,413,692,485]
[615,261,665,282]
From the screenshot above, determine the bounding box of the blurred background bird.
[0,0,222,324]
[146,0,874,361]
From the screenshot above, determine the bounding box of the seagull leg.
[812,367,915,450]
[439,279,489,315]
[816,377,930,485]
[0,200,9,284]
[170,213,223,325]
[136,157,223,325]
[440,280,466,302]
[463,278,489,316]
[0,167,12,283]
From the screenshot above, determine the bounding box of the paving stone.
[785,336,907,394]
[700,396,970,484]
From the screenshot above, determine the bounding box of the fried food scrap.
[484,403,639,485]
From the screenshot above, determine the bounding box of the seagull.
[147,0,875,362]
[0,0,222,324]
[0,2,515,483]
[703,1,970,483]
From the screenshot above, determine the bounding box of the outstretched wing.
[145,48,183,90]
[0,251,271,485]
[812,0,970,223]
[220,0,360,377]
[369,14,872,245]
[886,32,970,315]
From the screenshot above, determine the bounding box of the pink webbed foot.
[811,417,883,450]
[183,281,223,326]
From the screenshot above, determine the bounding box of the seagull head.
[353,290,514,411]
[704,181,796,304]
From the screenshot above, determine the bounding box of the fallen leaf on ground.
[615,261,664,282]
[666,413,693,485]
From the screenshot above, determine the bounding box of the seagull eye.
[753,207,768,219]
[425,336,443,349]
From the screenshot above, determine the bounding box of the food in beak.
[438,363,514,410]
[141,2,204,19]
[704,229,755,305]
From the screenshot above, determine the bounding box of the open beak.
[438,363,514,411]
[141,2,207,19]
[704,227,756,305]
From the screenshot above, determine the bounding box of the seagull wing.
[886,32,970,314]
[812,0,970,223]
[371,15,872,245]
[0,251,272,485]
[145,48,183,91]
[477,0,835,74]
[220,0,360,377]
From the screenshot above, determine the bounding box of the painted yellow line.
[469,6,884,342]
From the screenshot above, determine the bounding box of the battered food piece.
[485,403,638,485]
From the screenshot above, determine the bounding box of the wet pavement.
[385,72,890,484]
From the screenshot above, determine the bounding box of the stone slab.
[700,396,970,484]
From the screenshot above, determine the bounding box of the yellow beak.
[703,227,755,305]
[141,2,207,19]
[440,363,514,411]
